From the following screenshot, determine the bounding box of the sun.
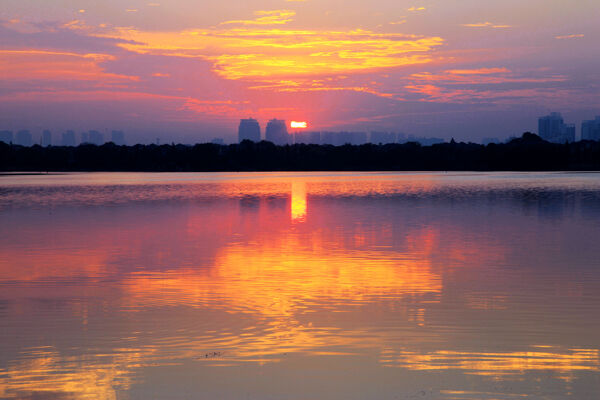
[290,121,308,129]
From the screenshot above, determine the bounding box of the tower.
[238,118,261,143]
[265,119,289,145]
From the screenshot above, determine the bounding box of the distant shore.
[2,133,600,172]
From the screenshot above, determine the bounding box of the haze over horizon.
[1,0,599,143]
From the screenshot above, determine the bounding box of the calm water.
[1,172,600,400]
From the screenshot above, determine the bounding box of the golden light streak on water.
[291,181,307,222]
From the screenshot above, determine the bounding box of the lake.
[1,172,600,399]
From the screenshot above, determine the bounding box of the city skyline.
[4,111,600,146]
[1,0,599,143]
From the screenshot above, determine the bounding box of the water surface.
[1,172,600,399]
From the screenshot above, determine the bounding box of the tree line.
[2,133,600,172]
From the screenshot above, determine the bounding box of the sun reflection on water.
[2,173,600,399]
[290,181,307,222]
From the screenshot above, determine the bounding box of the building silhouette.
[111,130,125,145]
[16,130,32,146]
[238,118,261,143]
[538,112,575,143]
[88,130,104,145]
[582,116,600,141]
[42,130,52,146]
[62,130,76,146]
[0,130,13,144]
[265,119,289,145]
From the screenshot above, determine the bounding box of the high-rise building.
[88,130,104,145]
[111,130,125,145]
[538,112,575,143]
[62,130,76,146]
[81,131,89,144]
[238,118,261,143]
[42,130,52,146]
[265,119,289,145]
[582,116,600,141]
[0,130,13,144]
[15,130,32,146]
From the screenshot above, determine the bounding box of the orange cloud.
[446,67,510,75]
[104,27,443,81]
[220,10,296,26]
[408,68,566,86]
[462,22,511,28]
[555,34,584,39]
[0,50,139,82]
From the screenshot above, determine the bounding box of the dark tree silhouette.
[1,133,600,172]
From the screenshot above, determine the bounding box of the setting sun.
[291,121,308,129]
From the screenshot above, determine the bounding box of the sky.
[1,0,599,143]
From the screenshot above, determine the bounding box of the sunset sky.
[1,0,599,143]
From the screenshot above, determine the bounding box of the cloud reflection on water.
[1,173,600,399]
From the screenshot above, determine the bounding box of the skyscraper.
[111,130,125,145]
[538,112,575,143]
[238,118,261,143]
[0,130,13,144]
[582,116,600,141]
[265,119,289,145]
[42,130,52,146]
[16,130,32,146]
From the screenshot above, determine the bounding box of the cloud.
[403,67,571,104]
[408,7,426,12]
[220,10,296,26]
[105,27,444,81]
[555,34,584,39]
[0,21,139,54]
[447,68,510,75]
[462,22,511,28]
[248,79,396,99]
[0,50,139,82]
